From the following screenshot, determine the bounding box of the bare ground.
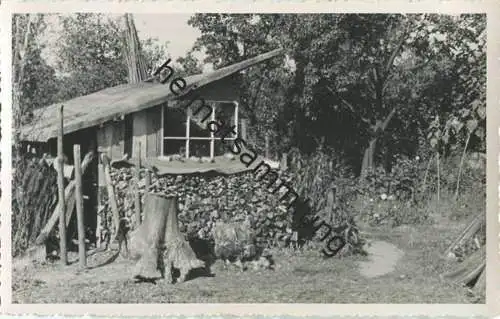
[12,220,483,304]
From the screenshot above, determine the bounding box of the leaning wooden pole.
[74,144,86,268]
[57,105,68,265]
[101,153,120,244]
[35,151,94,245]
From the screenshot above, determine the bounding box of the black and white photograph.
[5,10,491,308]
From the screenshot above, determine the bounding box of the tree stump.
[163,196,205,283]
[127,193,173,280]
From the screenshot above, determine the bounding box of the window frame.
[161,100,239,159]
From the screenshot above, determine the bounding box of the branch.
[326,86,371,125]
[380,107,397,132]
[383,23,410,81]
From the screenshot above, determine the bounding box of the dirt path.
[358,240,404,278]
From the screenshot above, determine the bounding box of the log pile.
[104,166,296,249]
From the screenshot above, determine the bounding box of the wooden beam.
[233,101,239,137]
[185,108,191,158]
[210,104,216,159]
[74,144,87,269]
[57,105,68,265]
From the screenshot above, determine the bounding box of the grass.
[12,214,482,304]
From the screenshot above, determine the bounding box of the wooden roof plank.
[20,48,284,142]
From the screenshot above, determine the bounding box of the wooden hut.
[19,48,284,246]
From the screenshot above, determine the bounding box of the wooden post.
[185,108,191,159]
[145,170,151,190]
[96,214,102,249]
[35,151,94,246]
[135,143,142,225]
[233,101,239,137]
[210,104,216,160]
[102,154,120,244]
[57,105,68,265]
[73,145,86,268]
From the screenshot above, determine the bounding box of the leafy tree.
[53,13,170,101]
[12,14,59,130]
[176,51,203,77]
[53,14,129,101]
[187,13,486,177]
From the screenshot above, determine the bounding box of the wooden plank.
[96,125,110,157]
[97,121,125,160]
[74,144,87,269]
[57,105,68,265]
[146,106,162,157]
[132,112,148,159]
[210,105,215,159]
[22,49,284,143]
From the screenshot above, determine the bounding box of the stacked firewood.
[102,163,364,258]
[104,166,296,250]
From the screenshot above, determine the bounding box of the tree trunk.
[127,193,172,280]
[12,14,41,155]
[360,138,377,177]
[359,107,397,178]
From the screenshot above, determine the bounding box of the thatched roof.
[21,48,284,142]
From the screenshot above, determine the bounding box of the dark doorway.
[47,127,99,249]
